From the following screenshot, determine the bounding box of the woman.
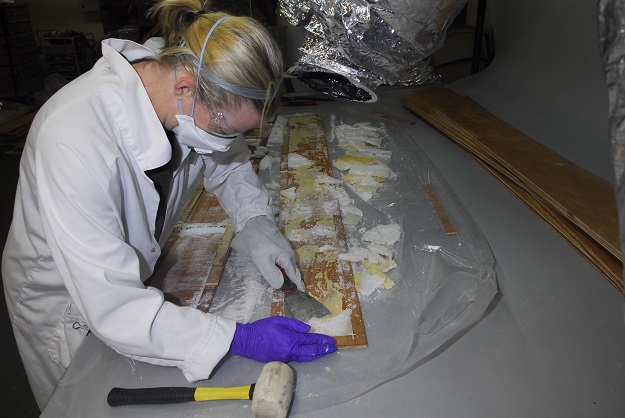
[2,0,336,409]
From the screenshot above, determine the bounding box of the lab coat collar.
[101,38,172,172]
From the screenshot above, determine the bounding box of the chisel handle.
[107,385,254,406]
[277,265,297,294]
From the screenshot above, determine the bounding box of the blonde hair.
[148,0,283,122]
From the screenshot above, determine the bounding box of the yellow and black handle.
[107,384,255,406]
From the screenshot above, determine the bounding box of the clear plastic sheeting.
[40,105,497,417]
[599,0,625,279]
[202,107,497,415]
[279,0,467,102]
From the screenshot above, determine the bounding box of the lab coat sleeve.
[34,122,235,382]
[202,137,274,231]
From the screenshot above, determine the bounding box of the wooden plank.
[480,154,623,291]
[149,128,271,312]
[369,111,415,125]
[401,88,620,260]
[401,87,623,291]
[271,114,368,349]
[0,111,37,135]
[147,191,231,310]
[423,182,457,235]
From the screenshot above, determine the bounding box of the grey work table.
[41,86,625,417]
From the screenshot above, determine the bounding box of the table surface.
[41,87,625,418]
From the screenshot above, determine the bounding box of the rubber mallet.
[107,361,295,418]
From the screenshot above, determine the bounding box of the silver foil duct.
[599,0,625,292]
[279,0,467,102]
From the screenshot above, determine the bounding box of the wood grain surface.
[401,88,623,291]
[271,114,368,348]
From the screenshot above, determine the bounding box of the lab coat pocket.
[48,302,89,370]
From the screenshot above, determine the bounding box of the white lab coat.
[1,39,273,409]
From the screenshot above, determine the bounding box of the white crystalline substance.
[341,204,363,225]
[288,153,314,168]
[322,199,340,216]
[347,140,392,163]
[333,160,353,171]
[348,162,392,179]
[344,175,380,187]
[338,252,364,263]
[264,181,279,192]
[366,242,393,258]
[339,247,384,264]
[179,224,227,237]
[259,155,274,171]
[286,224,335,241]
[335,187,353,208]
[362,223,401,246]
[308,309,353,336]
[345,183,373,202]
[357,271,386,297]
[267,115,287,145]
[281,187,297,201]
[287,203,314,222]
[343,205,363,218]
[315,173,342,185]
[335,123,384,147]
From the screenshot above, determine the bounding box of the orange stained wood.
[271,114,368,349]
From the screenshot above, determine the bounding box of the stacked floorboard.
[401,88,623,291]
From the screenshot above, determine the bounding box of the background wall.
[29,0,105,42]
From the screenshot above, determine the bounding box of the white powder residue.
[259,155,274,171]
[315,173,342,185]
[362,223,401,247]
[267,115,287,145]
[308,309,353,336]
[347,140,392,162]
[288,153,314,168]
[335,122,384,147]
[345,183,373,202]
[348,162,392,179]
[322,199,340,216]
[356,271,386,297]
[366,242,393,258]
[339,246,384,264]
[178,224,227,237]
[338,252,364,263]
[281,203,314,224]
[209,256,269,323]
[335,187,353,207]
[264,181,279,193]
[287,224,335,242]
[281,187,297,201]
[419,244,442,252]
[342,204,363,218]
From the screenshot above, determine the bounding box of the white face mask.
[172,111,236,154]
[172,67,237,154]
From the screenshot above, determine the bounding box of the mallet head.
[251,362,295,418]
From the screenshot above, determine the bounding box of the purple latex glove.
[229,316,337,363]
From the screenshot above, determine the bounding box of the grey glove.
[231,215,305,292]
